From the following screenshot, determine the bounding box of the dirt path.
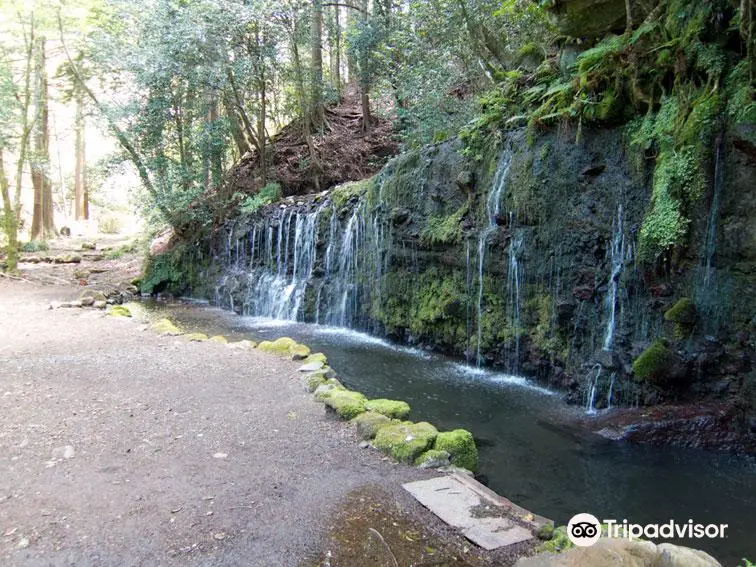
[0,249,527,566]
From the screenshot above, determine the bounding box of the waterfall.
[602,204,625,351]
[506,213,524,372]
[239,204,325,321]
[694,137,725,332]
[586,364,601,414]
[475,148,513,366]
[606,372,616,410]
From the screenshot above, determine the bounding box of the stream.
[144,300,755,566]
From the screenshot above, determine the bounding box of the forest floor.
[0,236,532,566]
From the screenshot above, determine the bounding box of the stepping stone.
[298,361,324,372]
[403,473,549,550]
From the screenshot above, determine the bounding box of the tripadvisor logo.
[567,513,729,547]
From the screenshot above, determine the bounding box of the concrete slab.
[403,473,550,551]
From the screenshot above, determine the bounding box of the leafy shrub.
[235,182,282,216]
[22,240,49,252]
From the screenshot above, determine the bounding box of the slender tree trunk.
[1,151,19,272]
[3,17,35,272]
[310,0,324,131]
[329,4,341,95]
[74,84,88,220]
[30,36,55,240]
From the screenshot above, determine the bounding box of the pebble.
[359,441,370,449]
[213,452,228,459]
[17,537,29,549]
[52,445,75,460]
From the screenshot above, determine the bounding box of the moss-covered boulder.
[664,298,697,325]
[227,339,257,349]
[415,449,452,468]
[151,318,182,335]
[290,343,311,360]
[305,371,329,393]
[323,390,368,419]
[632,339,675,382]
[434,429,478,472]
[107,305,132,318]
[364,399,411,420]
[79,289,107,304]
[303,352,328,365]
[184,332,209,342]
[209,335,228,344]
[351,411,392,440]
[314,380,345,401]
[373,421,438,464]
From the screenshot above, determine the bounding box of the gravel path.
[0,280,453,566]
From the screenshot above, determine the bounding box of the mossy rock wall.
[153,125,756,413]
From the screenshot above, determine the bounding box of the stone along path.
[0,280,528,567]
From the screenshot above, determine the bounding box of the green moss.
[433,429,478,472]
[314,381,345,401]
[289,343,311,360]
[414,449,451,468]
[209,335,228,344]
[151,318,182,335]
[303,352,328,365]
[632,339,674,381]
[107,305,132,318]
[184,332,209,342]
[331,178,374,210]
[364,399,411,420]
[536,524,555,540]
[421,199,470,246]
[664,298,697,324]
[538,525,573,554]
[373,421,438,464]
[351,411,392,440]
[323,390,368,420]
[258,337,299,355]
[305,371,329,393]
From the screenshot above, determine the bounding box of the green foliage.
[537,525,573,553]
[22,240,48,252]
[235,182,282,216]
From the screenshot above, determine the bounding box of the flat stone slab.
[297,361,324,372]
[403,473,548,550]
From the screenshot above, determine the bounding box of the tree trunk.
[310,0,324,131]
[1,150,20,273]
[74,84,88,220]
[30,36,55,241]
[329,4,341,95]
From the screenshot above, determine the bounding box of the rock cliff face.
[154,124,755,446]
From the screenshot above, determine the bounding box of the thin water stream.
[144,300,755,566]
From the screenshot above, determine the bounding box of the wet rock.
[92,300,107,310]
[572,285,594,301]
[227,339,257,349]
[390,207,411,226]
[594,349,618,370]
[81,242,97,250]
[209,335,228,344]
[351,411,392,440]
[373,422,438,464]
[364,399,411,420]
[455,170,474,192]
[290,343,311,360]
